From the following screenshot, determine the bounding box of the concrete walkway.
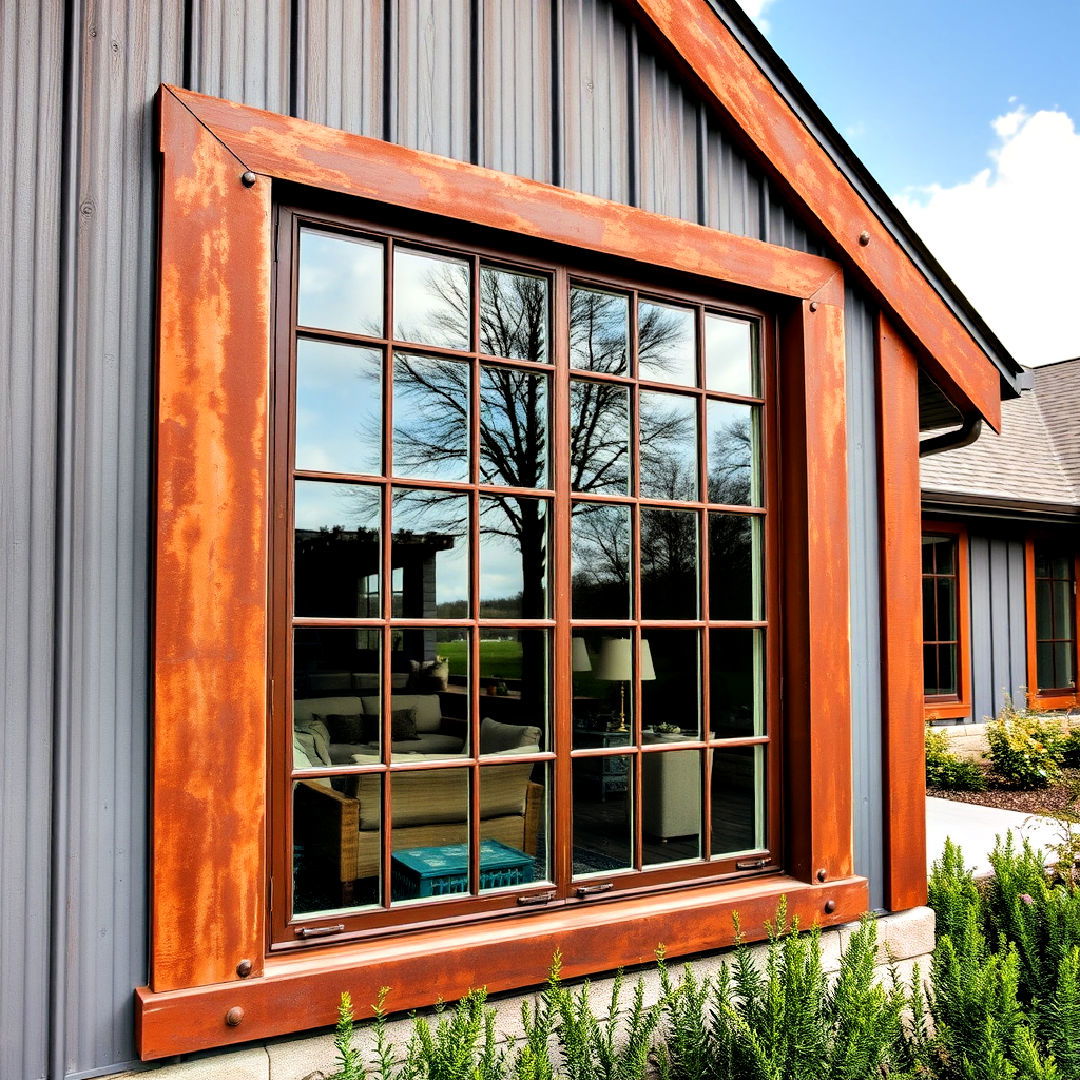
[926,795,1071,877]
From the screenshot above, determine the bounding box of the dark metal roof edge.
[921,488,1080,522]
[703,0,1024,396]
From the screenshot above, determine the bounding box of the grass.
[438,638,523,680]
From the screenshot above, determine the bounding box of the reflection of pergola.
[294,527,455,619]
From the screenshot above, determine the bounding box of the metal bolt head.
[809,301,819,313]
[816,868,827,882]
[824,899,836,914]
[236,959,253,978]
[858,230,870,247]
[225,1006,245,1027]
[241,170,257,188]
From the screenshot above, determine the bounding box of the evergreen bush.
[986,698,1069,788]
[925,726,986,791]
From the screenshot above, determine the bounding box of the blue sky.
[745,0,1080,366]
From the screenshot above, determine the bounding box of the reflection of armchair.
[641,739,701,840]
[295,765,543,890]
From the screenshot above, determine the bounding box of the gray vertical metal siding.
[4,1,895,1075]
[844,286,885,912]
[560,0,632,203]
[969,535,1029,723]
[0,4,63,1077]
[478,0,555,183]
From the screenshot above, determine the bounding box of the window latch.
[294,924,346,939]
[736,858,770,870]
[517,889,557,906]
[575,882,614,898]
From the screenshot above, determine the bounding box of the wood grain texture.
[136,874,868,1058]
[618,0,1003,431]
[163,84,840,303]
[153,89,272,990]
[876,318,927,911]
[778,298,853,883]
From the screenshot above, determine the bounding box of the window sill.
[923,699,971,720]
[135,872,868,1059]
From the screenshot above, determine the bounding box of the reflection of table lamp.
[571,636,592,672]
[595,638,655,732]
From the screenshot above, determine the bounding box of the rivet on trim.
[226,1006,245,1027]
[241,170,258,187]
[858,230,871,246]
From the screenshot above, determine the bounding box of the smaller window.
[1032,543,1078,696]
[921,526,969,718]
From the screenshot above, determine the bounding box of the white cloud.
[895,107,1080,366]
[737,0,777,34]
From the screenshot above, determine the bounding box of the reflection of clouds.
[707,402,755,506]
[294,479,380,532]
[298,229,383,336]
[393,249,470,349]
[638,300,696,386]
[392,353,469,482]
[296,340,381,474]
[705,314,754,396]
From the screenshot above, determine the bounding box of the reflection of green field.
[439,638,523,679]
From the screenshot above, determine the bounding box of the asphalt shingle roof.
[920,358,1080,510]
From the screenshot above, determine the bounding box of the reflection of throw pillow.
[479,716,541,754]
[389,707,419,741]
[408,658,449,692]
[317,712,365,744]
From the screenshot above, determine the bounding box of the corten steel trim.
[136,873,869,1059]
[876,320,928,911]
[154,89,272,991]
[616,0,1003,432]
[149,84,862,1053]
[162,84,841,304]
[919,519,971,723]
[778,297,853,882]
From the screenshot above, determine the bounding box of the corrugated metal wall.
[3,0,882,1074]
[844,288,885,911]
[1,6,63,1079]
[968,534,1029,723]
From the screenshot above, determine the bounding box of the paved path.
[926,796,1071,876]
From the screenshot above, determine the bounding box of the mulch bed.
[929,766,1080,817]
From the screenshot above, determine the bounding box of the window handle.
[294,924,345,939]
[575,882,614,898]
[517,889,557,906]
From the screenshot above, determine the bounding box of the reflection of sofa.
[640,736,701,840]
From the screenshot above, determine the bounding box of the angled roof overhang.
[620,0,1016,431]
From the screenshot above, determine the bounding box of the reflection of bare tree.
[639,393,697,502]
[640,508,697,618]
[707,414,752,506]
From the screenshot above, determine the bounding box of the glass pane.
[711,746,765,856]
[293,777,381,916]
[1050,553,1073,580]
[479,366,549,489]
[921,536,936,575]
[294,481,381,618]
[390,767,471,902]
[922,576,936,640]
[479,629,550,752]
[1056,643,1076,689]
[480,266,549,362]
[638,300,696,386]
[295,340,382,475]
[707,401,758,507]
[572,755,633,876]
[709,629,763,738]
[298,228,383,336]
[294,627,383,756]
[936,576,957,640]
[570,379,630,495]
[705,313,755,396]
[393,247,470,349]
[571,631,634,742]
[1053,580,1076,640]
[1035,548,1052,578]
[1036,580,1054,640]
[642,748,702,863]
[641,630,701,738]
[1037,642,1054,689]
[390,489,469,618]
[386,628,468,758]
[479,762,549,890]
[933,536,956,575]
[639,390,698,501]
[479,496,550,618]
[570,286,629,374]
[922,644,939,697]
[392,352,469,482]
[571,502,631,619]
[935,644,958,697]
[708,513,760,621]
[640,507,698,619]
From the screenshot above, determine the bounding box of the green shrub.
[986,699,1069,788]
[926,727,987,791]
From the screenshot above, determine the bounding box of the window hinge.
[295,924,346,939]
[575,881,614,898]
[517,889,557,906]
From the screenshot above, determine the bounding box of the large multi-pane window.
[1033,544,1077,694]
[274,212,774,940]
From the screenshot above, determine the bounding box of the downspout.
[50,0,82,1074]
[919,412,983,458]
